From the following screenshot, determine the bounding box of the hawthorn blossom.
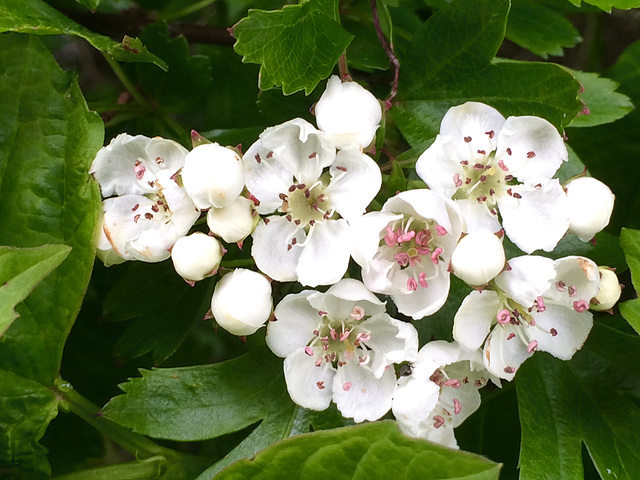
[416,102,569,254]
[565,176,615,241]
[450,229,506,287]
[171,232,223,283]
[453,255,600,380]
[590,267,621,311]
[392,341,491,448]
[351,190,464,319]
[266,279,418,422]
[244,119,381,286]
[315,75,382,150]
[90,134,199,265]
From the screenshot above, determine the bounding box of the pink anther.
[496,309,511,324]
[430,247,443,265]
[573,300,588,313]
[435,225,448,236]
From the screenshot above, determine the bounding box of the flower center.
[451,152,511,212]
[130,194,171,225]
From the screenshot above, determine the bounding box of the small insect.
[399,363,413,377]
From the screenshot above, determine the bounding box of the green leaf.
[232,0,354,94]
[213,421,501,480]
[567,70,634,127]
[102,346,293,442]
[196,405,310,480]
[0,370,59,475]
[620,228,640,334]
[0,244,71,337]
[73,0,102,9]
[568,0,640,12]
[0,33,102,473]
[506,0,581,58]
[0,0,167,69]
[103,261,215,365]
[517,322,640,479]
[394,0,583,149]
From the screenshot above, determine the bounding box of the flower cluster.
[91,76,620,448]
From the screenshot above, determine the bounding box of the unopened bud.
[565,177,614,242]
[591,267,622,311]
[181,143,245,209]
[211,269,272,336]
[171,232,222,282]
[315,76,382,149]
[451,230,505,286]
[207,196,259,243]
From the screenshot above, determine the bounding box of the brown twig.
[370,0,400,110]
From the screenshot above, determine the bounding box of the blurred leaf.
[213,421,501,480]
[620,228,640,334]
[74,0,102,9]
[0,245,71,337]
[232,0,354,94]
[0,33,102,473]
[102,346,293,442]
[567,0,640,12]
[567,70,634,127]
[0,0,167,69]
[103,261,215,366]
[393,0,583,149]
[0,370,59,475]
[517,322,640,479]
[506,0,581,58]
[137,22,213,114]
[568,41,640,231]
[196,405,310,480]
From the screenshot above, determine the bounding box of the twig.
[370,0,400,110]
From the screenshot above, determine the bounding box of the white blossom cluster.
[90,76,621,449]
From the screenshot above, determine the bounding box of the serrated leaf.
[103,261,215,365]
[506,0,581,58]
[0,33,102,472]
[0,245,71,337]
[196,405,310,480]
[213,421,501,480]
[517,322,640,479]
[569,0,640,12]
[620,228,640,334]
[393,0,583,149]
[0,0,167,69]
[0,370,59,475]
[232,0,354,94]
[567,70,634,127]
[102,346,293,442]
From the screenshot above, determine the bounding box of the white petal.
[284,348,335,411]
[242,141,293,214]
[412,340,465,381]
[451,229,505,286]
[144,136,190,175]
[525,305,593,360]
[362,314,419,378]
[495,255,555,307]
[171,233,222,282]
[326,148,381,222]
[251,217,304,282]
[544,256,600,308]
[391,266,451,319]
[160,179,200,235]
[496,116,567,181]
[332,358,396,422]
[415,135,465,198]
[308,278,386,320]
[453,290,500,352]
[267,291,319,358]
[437,379,482,427]
[207,196,258,243]
[296,219,352,287]
[392,376,440,425]
[565,177,615,241]
[315,76,382,149]
[456,197,501,233]
[483,324,532,381]
[440,102,505,156]
[361,256,397,294]
[498,178,569,253]
[350,211,402,270]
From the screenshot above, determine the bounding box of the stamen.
[330,328,338,340]
[568,285,577,297]
[304,346,314,356]
[397,230,416,243]
[506,148,512,155]
[453,398,462,414]
[339,330,351,342]
[497,309,511,324]
[556,281,566,291]
[550,328,558,336]
[384,225,398,247]
[430,247,443,265]
[464,136,472,143]
[527,340,538,353]
[316,381,325,389]
[453,173,463,187]
[342,382,352,391]
[134,164,146,180]
[435,225,448,236]
[433,415,445,428]
[573,300,588,312]
[350,306,365,320]
[444,379,460,388]
[418,272,428,288]
[504,366,515,374]
[356,332,371,343]
[497,160,509,171]
[535,296,546,313]
[407,277,418,291]
[527,151,536,158]
[254,153,261,163]
[507,333,516,340]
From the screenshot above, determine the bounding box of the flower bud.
[171,232,222,282]
[315,76,382,149]
[211,269,272,336]
[207,196,259,243]
[451,230,506,286]
[565,177,614,242]
[591,267,622,311]
[181,143,245,209]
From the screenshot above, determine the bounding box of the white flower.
[315,75,382,150]
[565,176,615,242]
[266,279,418,422]
[392,341,491,448]
[416,102,570,254]
[171,232,223,282]
[90,134,200,264]
[181,143,245,210]
[244,119,381,286]
[453,255,600,380]
[451,229,506,286]
[207,196,259,244]
[211,269,273,336]
[591,267,621,311]
[351,190,464,319]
